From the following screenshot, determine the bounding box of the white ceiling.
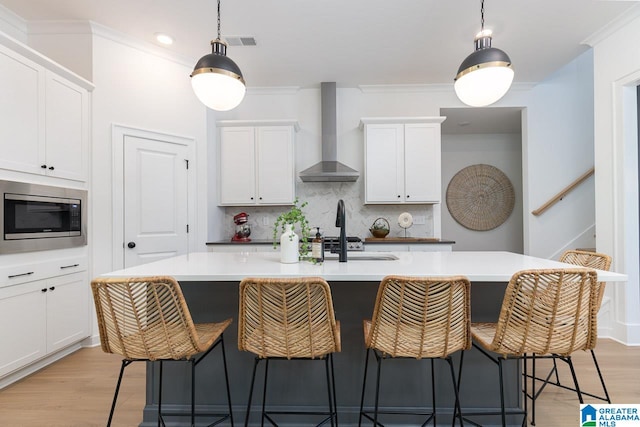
[0,0,638,89]
[1,0,636,135]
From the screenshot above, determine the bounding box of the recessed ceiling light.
[155,33,174,45]
[458,121,471,127]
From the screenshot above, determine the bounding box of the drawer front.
[0,256,87,288]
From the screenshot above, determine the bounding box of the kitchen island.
[103,251,626,426]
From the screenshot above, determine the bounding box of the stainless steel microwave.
[1,180,87,254]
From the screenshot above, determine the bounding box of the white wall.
[89,28,209,279]
[591,8,640,344]
[441,133,524,252]
[524,50,597,258]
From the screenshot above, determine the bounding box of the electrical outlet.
[262,216,269,226]
[413,215,426,225]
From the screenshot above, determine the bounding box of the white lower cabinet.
[0,281,47,378]
[46,273,90,353]
[0,270,88,379]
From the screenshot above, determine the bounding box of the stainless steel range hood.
[299,82,359,182]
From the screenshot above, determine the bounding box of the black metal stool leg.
[446,357,463,427]
[219,335,235,426]
[325,356,335,427]
[245,358,260,427]
[431,358,437,426]
[261,358,270,427]
[191,358,196,427]
[373,352,383,426]
[566,356,584,403]
[158,360,164,427]
[591,349,611,403]
[359,348,370,427]
[107,359,132,427]
[498,358,506,427]
[330,353,338,426]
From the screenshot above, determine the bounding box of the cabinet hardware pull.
[49,286,55,291]
[8,271,34,279]
[41,164,47,169]
[60,264,80,269]
[48,166,55,170]
[41,288,48,293]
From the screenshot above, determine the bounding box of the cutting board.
[364,237,442,242]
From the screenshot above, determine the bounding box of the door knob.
[127,242,136,249]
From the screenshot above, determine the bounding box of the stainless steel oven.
[1,180,87,254]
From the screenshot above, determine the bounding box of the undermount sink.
[324,253,399,261]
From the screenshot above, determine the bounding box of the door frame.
[111,124,197,270]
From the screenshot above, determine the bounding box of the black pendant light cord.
[480,0,485,32]
[217,0,222,40]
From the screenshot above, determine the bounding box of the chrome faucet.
[335,199,347,262]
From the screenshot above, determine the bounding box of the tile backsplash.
[222,182,435,241]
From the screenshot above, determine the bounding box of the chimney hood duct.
[299,82,359,182]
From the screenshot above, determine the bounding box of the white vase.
[280,223,299,263]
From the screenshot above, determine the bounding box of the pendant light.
[454,0,513,107]
[190,0,246,111]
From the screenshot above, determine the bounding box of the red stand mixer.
[231,212,251,242]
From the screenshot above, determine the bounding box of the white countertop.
[103,251,627,283]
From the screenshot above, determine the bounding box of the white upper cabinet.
[361,117,445,204]
[0,39,91,182]
[0,44,44,175]
[44,73,89,181]
[218,121,298,206]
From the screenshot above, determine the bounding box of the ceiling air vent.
[226,36,257,47]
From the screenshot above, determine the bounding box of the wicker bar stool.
[359,275,471,426]
[528,250,613,404]
[91,276,234,427]
[238,277,341,427]
[463,268,599,427]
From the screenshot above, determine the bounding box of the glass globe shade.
[454,65,514,107]
[191,72,246,111]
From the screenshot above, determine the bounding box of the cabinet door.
[44,72,88,181]
[46,273,89,353]
[0,45,45,175]
[0,282,47,377]
[365,124,404,203]
[256,126,294,204]
[219,127,256,205]
[404,123,441,203]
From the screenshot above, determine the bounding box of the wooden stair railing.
[531,167,595,216]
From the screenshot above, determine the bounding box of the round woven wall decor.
[446,164,515,231]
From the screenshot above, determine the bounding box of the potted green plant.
[272,198,311,261]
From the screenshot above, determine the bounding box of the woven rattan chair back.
[489,268,599,357]
[238,277,340,359]
[91,276,204,361]
[560,249,612,308]
[365,275,471,358]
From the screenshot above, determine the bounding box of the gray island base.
[103,251,625,426]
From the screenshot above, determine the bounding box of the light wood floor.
[0,339,638,426]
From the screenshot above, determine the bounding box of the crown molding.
[0,3,28,41]
[26,20,195,69]
[582,3,640,47]
[246,86,300,95]
[358,82,535,94]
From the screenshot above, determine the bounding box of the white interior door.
[123,135,189,268]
